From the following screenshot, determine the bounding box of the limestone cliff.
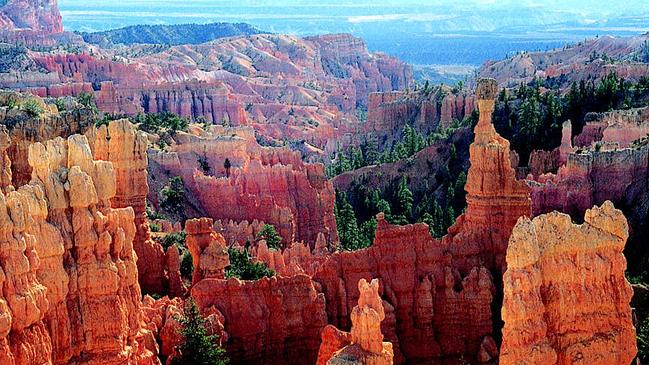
[500,201,636,365]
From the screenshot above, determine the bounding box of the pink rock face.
[501,202,637,365]
[529,143,649,219]
[191,275,328,365]
[149,125,338,249]
[0,0,63,33]
[4,33,412,148]
[365,89,475,142]
[0,133,158,364]
[574,107,649,148]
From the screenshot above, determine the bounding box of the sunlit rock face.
[500,201,637,365]
[316,278,394,365]
[0,0,63,33]
[0,133,158,364]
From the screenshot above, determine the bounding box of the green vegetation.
[171,299,229,365]
[21,98,44,117]
[82,22,261,46]
[256,224,282,250]
[180,252,193,281]
[225,248,275,280]
[161,176,186,217]
[135,111,189,135]
[160,232,187,251]
[334,191,371,251]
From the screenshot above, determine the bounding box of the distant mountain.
[80,22,264,46]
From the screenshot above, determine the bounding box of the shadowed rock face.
[0,0,63,33]
[501,201,637,365]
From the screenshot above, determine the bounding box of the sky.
[57,0,649,66]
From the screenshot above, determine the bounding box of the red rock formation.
[314,215,496,364]
[574,107,649,148]
[0,0,63,33]
[500,201,637,365]
[446,78,531,274]
[317,279,394,365]
[365,89,475,142]
[185,218,229,285]
[192,274,328,365]
[316,79,530,364]
[0,133,158,364]
[149,125,338,249]
[254,233,331,276]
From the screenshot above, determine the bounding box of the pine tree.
[171,299,229,365]
[394,177,414,223]
[335,191,367,251]
[257,224,282,250]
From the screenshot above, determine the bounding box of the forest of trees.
[332,71,649,252]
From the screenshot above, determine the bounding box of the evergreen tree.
[394,177,414,224]
[257,224,282,250]
[335,191,368,251]
[171,299,229,365]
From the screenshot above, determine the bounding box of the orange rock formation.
[500,201,637,365]
[0,133,158,364]
[317,278,394,365]
[185,217,229,285]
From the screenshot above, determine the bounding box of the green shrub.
[21,98,44,117]
[225,248,274,280]
[161,231,187,251]
[180,251,193,281]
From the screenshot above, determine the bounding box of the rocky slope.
[500,202,636,365]
[479,34,649,87]
[0,33,412,149]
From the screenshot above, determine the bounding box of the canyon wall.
[500,201,636,365]
[192,274,328,365]
[365,89,475,143]
[149,125,339,248]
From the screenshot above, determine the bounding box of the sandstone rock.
[0,132,158,364]
[186,218,229,284]
[149,125,338,249]
[192,275,328,365]
[452,78,531,273]
[500,201,637,365]
[319,279,394,365]
[86,119,173,296]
